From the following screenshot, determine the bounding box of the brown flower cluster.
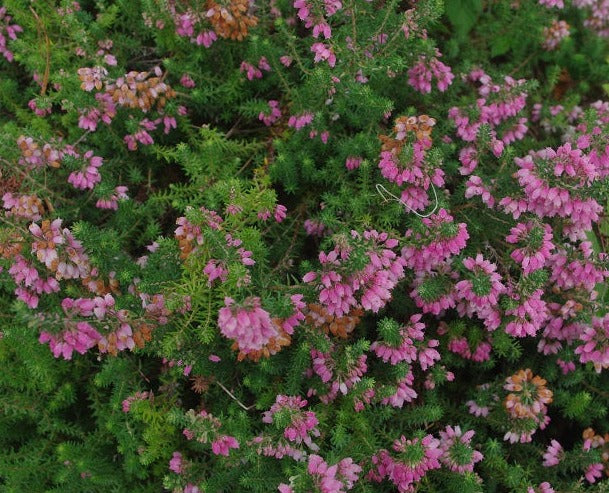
[99,323,153,356]
[106,69,176,113]
[17,135,62,168]
[379,114,436,154]
[2,193,44,221]
[583,428,609,475]
[234,319,291,362]
[206,0,258,40]
[0,232,23,259]
[504,369,553,420]
[305,303,363,338]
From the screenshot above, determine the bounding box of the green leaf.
[491,36,512,58]
[445,0,482,38]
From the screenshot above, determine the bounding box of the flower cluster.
[307,343,367,404]
[402,209,469,272]
[369,434,442,492]
[16,135,62,169]
[503,369,553,443]
[182,409,240,457]
[0,7,22,62]
[407,51,454,94]
[455,254,505,330]
[303,230,405,317]
[371,315,440,370]
[305,303,363,338]
[306,454,361,493]
[2,193,44,221]
[438,426,484,473]
[506,222,554,274]
[543,20,570,50]
[378,115,444,212]
[262,395,320,451]
[218,297,278,354]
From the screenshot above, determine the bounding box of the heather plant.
[4,1,609,492]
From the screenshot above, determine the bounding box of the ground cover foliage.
[3,0,609,491]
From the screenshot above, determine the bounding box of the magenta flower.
[408,52,454,94]
[262,395,320,451]
[542,440,563,467]
[311,42,336,67]
[217,297,279,353]
[438,425,484,473]
[456,254,506,308]
[211,435,240,456]
[169,451,183,474]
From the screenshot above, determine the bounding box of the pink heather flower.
[0,8,23,62]
[2,193,43,221]
[557,358,576,374]
[371,314,423,365]
[311,42,336,67]
[456,254,506,308]
[280,55,293,67]
[507,145,602,240]
[505,289,549,338]
[438,426,483,473]
[180,74,196,88]
[369,435,441,491]
[304,219,327,237]
[506,222,554,274]
[288,112,314,130]
[257,209,272,221]
[28,99,51,117]
[195,30,217,48]
[211,435,239,456]
[408,53,454,94]
[39,322,102,360]
[448,337,491,362]
[169,452,183,474]
[96,185,129,210]
[240,61,263,80]
[466,400,490,417]
[402,209,468,272]
[575,314,609,372]
[313,22,331,39]
[549,242,609,291]
[274,204,287,222]
[345,156,362,170]
[585,463,604,483]
[203,259,228,285]
[67,152,104,190]
[528,482,555,493]
[309,346,367,403]
[278,485,294,493]
[542,440,563,467]
[262,395,320,450]
[217,297,279,353]
[121,391,149,412]
[381,371,418,408]
[465,175,495,207]
[539,0,564,7]
[307,454,361,492]
[543,20,570,50]
[259,100,282,126]
[378,136,444,192]
[258,56,271,71]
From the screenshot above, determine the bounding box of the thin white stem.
[375,183,439,218]
[216,381,254,411]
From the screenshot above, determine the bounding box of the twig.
[216,381,255,411]
[30,7,51,96]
